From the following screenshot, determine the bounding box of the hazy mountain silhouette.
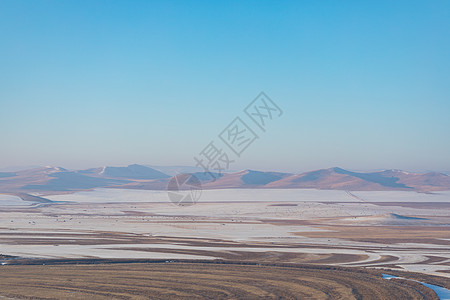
[80,164,170,180]
[1,165,449,193]
[0,172,16,178]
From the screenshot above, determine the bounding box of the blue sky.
[1,0,449,172]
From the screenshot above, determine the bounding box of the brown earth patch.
[295,225,450,245]
[0,262,440,299]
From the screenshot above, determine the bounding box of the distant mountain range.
[0,164,449,194]
[79,164,170,180]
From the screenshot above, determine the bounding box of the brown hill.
[202,170,292,189]
[1,166,449,193]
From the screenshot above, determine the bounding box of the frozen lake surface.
[352,191,450,202]
[0,194,31,206]
[45,188,450,204]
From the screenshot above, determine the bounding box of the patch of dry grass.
[0,262,439,299]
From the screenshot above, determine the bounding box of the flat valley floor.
[0,189,449,298]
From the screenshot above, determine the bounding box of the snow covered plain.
[44,188,450,204]
[1,188,449,279]
[0,194,31,206]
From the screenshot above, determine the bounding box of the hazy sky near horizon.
[1,1,449,173]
